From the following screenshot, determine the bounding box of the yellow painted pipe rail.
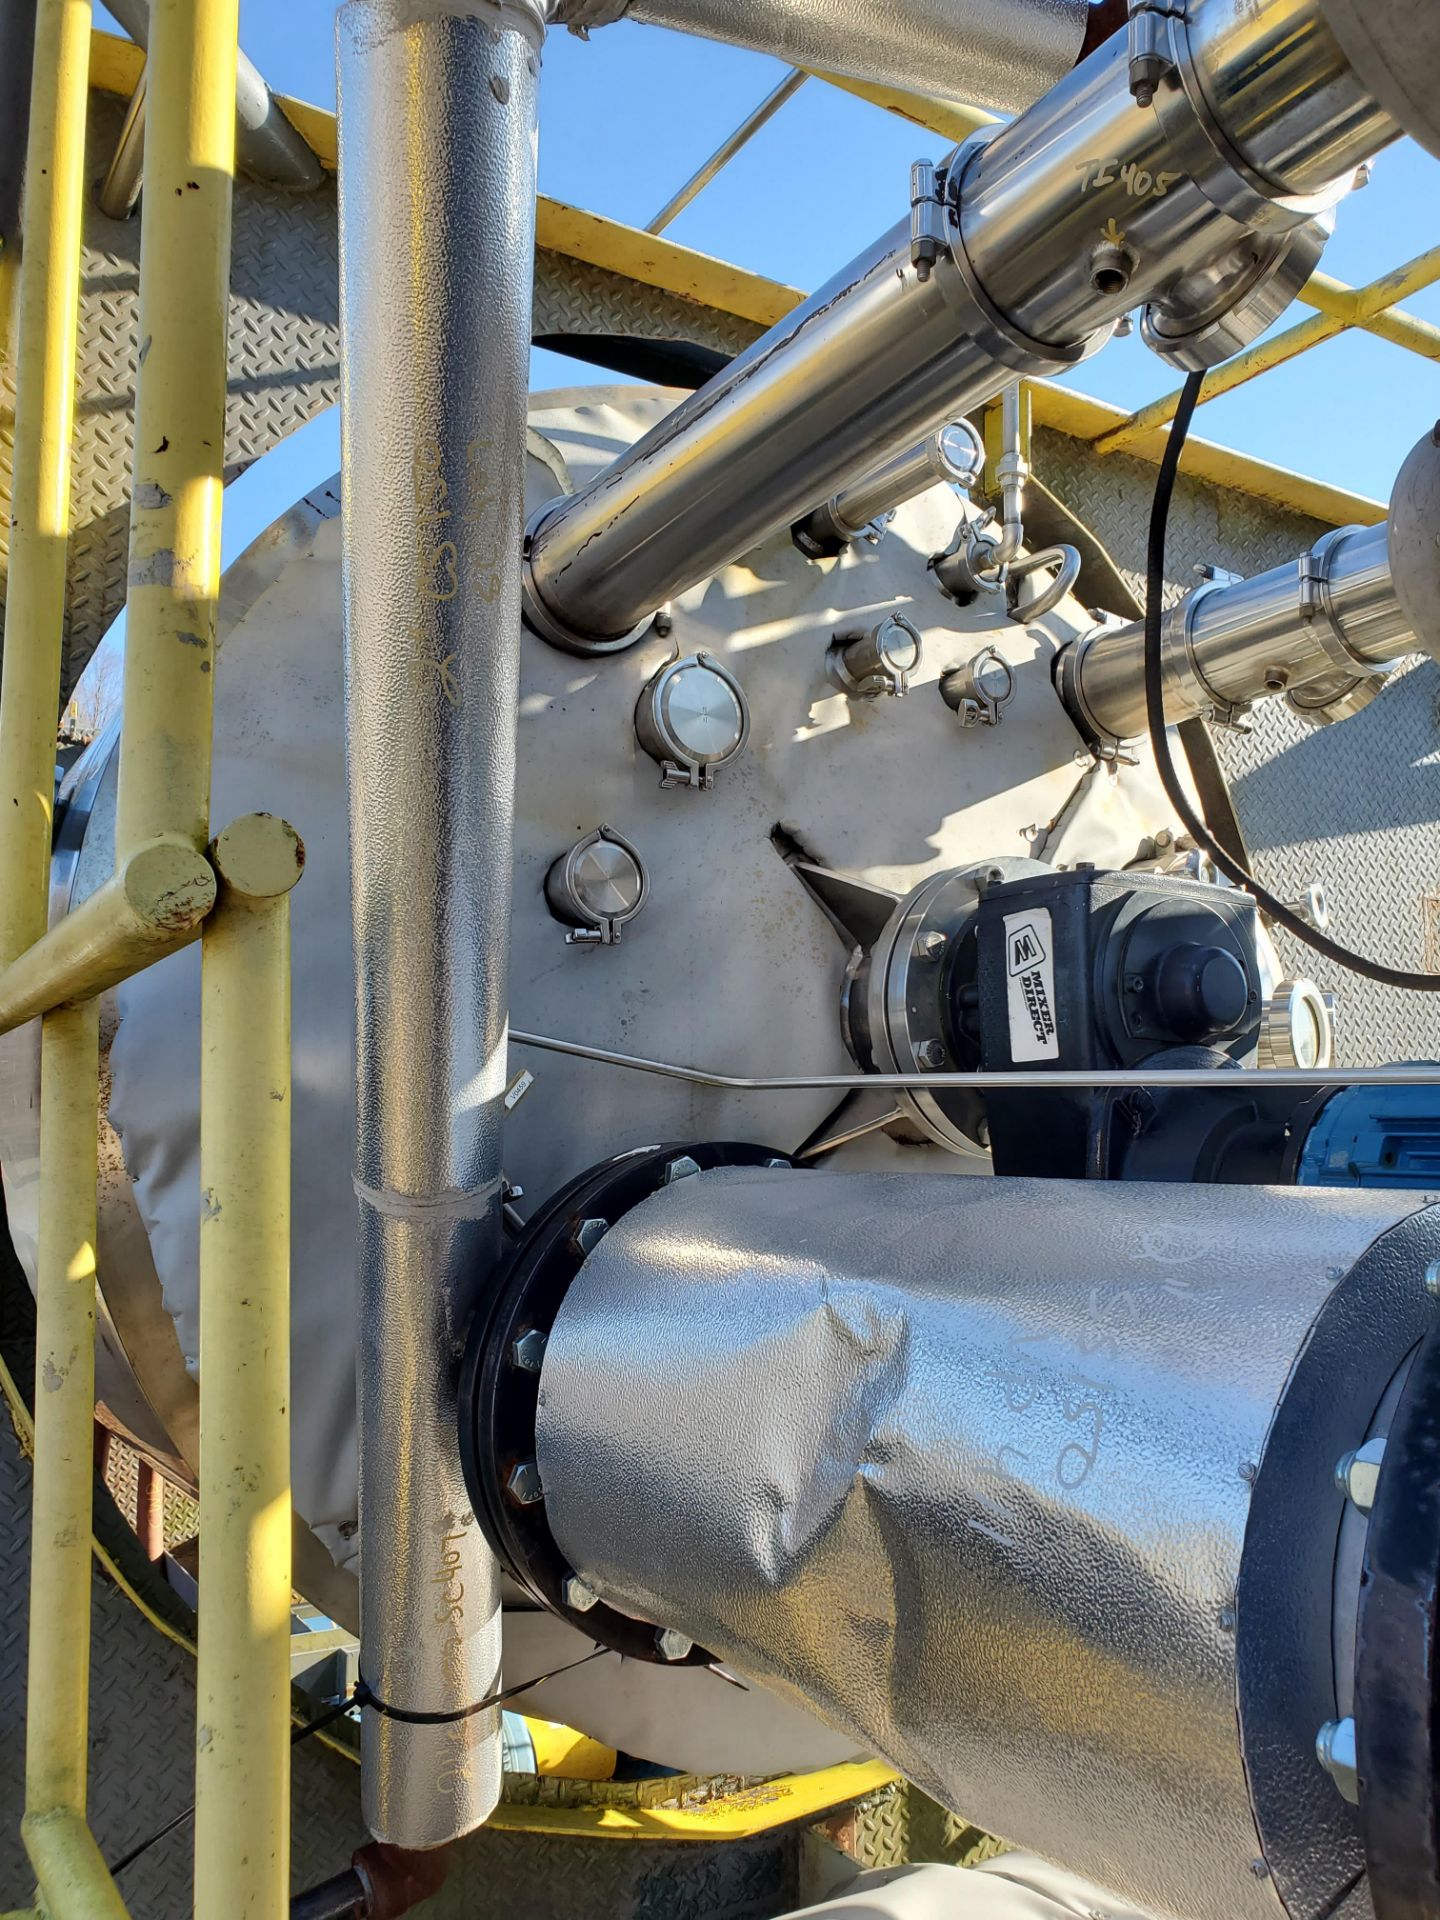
[115,0,239,861]
[21,1003,127,1920]
[0,0,91,972]
[0,836,215,1035]
[196,814,304,1920]
[0,5,135,1916]
[1094,240,1440,457]
[1299,269,1440,359]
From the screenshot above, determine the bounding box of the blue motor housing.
[1297,1081,1440,1190]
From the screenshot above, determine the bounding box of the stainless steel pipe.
[1062,519,1414,743]
[536,1166,1428,1919]
[795,421,984,554]
[524,0,1402,652]
[549,0,1093,118]
[337,0,543,1847]
[1061,425,1440,744]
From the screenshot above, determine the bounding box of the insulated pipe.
[645,67,808,234]
[534,1167,1433,1920]
[337,0,542,1849]
[1061,426,1440,744]
[551,0,1094,118]
[523,0,1401,653]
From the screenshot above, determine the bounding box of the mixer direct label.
[1003,909,1059,1061]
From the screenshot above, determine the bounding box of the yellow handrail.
[1,5,132,1915]
[1094,240,1440,457]
[2,0,304,1914]
[195,815,303,1919]
[0,0,91,973]
[116,0,239,861]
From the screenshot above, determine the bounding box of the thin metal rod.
[195,816,302,1920]
[511,1029,1438,1092]
[646,68,807,234]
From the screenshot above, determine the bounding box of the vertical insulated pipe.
[115,0,239,862]
[195,815,304,1920]
[0,0,91,969]
[337,0,543,1846]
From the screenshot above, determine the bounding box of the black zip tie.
[110,1648,614,1879]
[356,1646,611,1725]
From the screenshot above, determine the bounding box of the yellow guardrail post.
[21,1003,131,1920]
[196,814,303,1920]
[1,3,131,1915]
[1093,242,1440,458]
[0,0,90,970]
[116,0,238,864]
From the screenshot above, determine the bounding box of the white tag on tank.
[1003,908,1059,1061]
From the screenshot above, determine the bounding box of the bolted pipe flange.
[458,1140,801,1663]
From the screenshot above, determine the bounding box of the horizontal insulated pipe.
[338,0,543,1848]
[524,0,1401,653]
[534,1165,1429,1920]
[1060,429,1440,743]
[550,0,1099,118]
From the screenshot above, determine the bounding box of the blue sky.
[99,3,1440,508]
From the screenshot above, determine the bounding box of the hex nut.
[562,1573,599,1613]
[655,1626,693,1662]
[511,1328,547,1374]
[569,1216,608,1258]
[663,1155,702,1185]
[919,931,948,961]
[917,1040,947,1069]
[505,1459,543,1507]
[1315,1716,1359,1804]
[1335,1436,1386,1513]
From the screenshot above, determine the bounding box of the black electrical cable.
[1145,370,1440,993]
